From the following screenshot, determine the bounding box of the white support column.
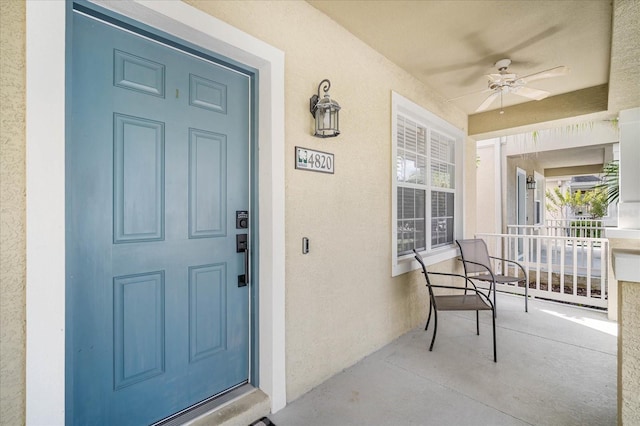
[617,108,640,230]
[605,108,640,322]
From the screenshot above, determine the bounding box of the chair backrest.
[412,249,435,299]
[456,239,493,275]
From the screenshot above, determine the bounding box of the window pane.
[404,119,417,152]
[397,117,428,184]
[431,161,454,189]
[417,126,427,155]
[416,154,427,185]
[431,218,454,248]
[415,219,426,251]
[404,152,418,183]
[431,191,454,248]
[430,130,455,189]
[431,191,444,217]
[402,187,415,219]
[397,116,405,150]
[397,188,426,255]
[431,130,455,162]
[445,192,454,216]
[396,154,405,182]
[415,189,425,220]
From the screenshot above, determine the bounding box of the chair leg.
[493,282,497,318]
[492,307,497,362]
[524,277,529,313]
[429,309,438,352]
[425,302,433,331]
[476,310,480,335]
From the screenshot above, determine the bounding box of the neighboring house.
[561,175,603,219]
[1,1,639,425]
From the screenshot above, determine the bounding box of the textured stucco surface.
[610,236,640,425]
[0,0,26,424]
[609,0,640,114]
[186,0,470,402]
[621,281,640,425]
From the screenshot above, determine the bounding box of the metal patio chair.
[413,249,496,362]
[456,238,528,315]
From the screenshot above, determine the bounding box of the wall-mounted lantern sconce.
[526,175,537,190]
[309,79,340,138]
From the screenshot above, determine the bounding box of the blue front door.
[67,10,252,425]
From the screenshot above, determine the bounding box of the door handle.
[236,234,249,287]
[239,247,249,287]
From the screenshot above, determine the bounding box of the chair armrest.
[488,256,527,280]
[426,271,481,292]
[457,259,495,278]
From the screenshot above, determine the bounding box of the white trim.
[516,167,527,226]
[391,92,464,276]
[534,170,545,225]
[612,250,640,283]
[605,228,640,240]
[25,1,66,423]
[495,138,504,235]
[26,1,286,424]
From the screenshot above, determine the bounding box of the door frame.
[25,1,286,424]
[516,167,527,226]
[515,167,527,258]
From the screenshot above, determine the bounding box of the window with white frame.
[392,92,463,276]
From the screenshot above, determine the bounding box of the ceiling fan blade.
[475,91,500,112]
[520,66,569,83]
[486,73,517,84]
[513,86,550,101]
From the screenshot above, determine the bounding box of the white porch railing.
[506,220,604,238]
[544,219,604,238]
[475,232,609,309]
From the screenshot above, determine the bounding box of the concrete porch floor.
[269,294,617,426]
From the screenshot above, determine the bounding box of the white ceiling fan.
[462,58,569,113]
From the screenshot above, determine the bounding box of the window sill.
[393,245,458,277]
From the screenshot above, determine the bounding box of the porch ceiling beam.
[545,164,605,178]
[468,84,609,137]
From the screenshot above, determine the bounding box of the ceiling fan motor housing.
[495,58,512,70]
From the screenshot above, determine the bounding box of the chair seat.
[472,274,523,284]
[434,294,492,311]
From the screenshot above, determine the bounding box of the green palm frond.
[595,161,619,205]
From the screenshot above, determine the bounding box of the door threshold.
[154,383,262,426]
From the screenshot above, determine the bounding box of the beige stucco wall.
[185,0,470,401]
[0,0,26,424]
[1,0,474,415]
[620,280,640,425]
[609,238,640,424]
[476,143,498,234]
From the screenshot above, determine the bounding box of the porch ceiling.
[307,0,639,137]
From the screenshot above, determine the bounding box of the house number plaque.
[295,146,334,174]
